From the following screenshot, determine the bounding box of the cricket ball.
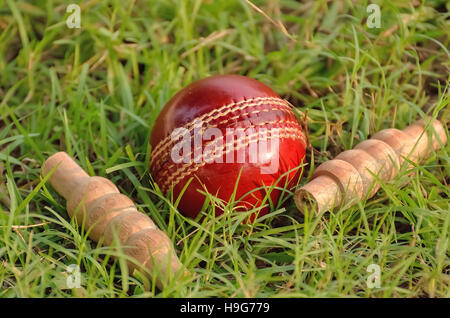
[150,75,307,220]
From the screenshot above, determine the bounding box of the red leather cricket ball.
[150,75,307,220]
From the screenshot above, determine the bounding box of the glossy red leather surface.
[150,75,307,220]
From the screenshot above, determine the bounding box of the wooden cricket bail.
[335,149,383,196]
[312,159,364,204]
[124,228,186,285]
[42,152,90,199]
[294,174,341,214]
[103,209,157,246]
[354,139,400,180]
[41,151,188,290]
[371,128,417,166]
[402,119,447,160]
[84,193,135,241]
[294,117,448,215]
[66,176,119,220]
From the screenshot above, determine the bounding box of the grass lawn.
[0,0,449,298]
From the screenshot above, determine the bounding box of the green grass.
[0,0,449,298]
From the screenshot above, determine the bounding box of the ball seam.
[158,125,306,192]
[152,116,300,173]
[150,97,290,168]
